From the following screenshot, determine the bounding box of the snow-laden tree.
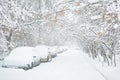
[77,0,120,66]
[0,0,40,56]
[0,0,120,66]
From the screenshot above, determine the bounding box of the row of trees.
[81,0,120,66]
[0,0,120,66]
[0,0,78,57]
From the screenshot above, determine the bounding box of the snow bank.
[2,47,35,67]
[57,46,68,54]
[34,45,50,59]
[0,49,107,80]
[2,45,68,69]
[49,46,58,58]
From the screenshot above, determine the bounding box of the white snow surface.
[91,15,101,20]
[34,45,50,58]
[88,0,101,3]
[2,46,67,68]
[49,46,58,55]
[0,49,105,80]
[0,48,120,80]
[2,47,35,67]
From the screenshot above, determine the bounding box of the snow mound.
[2,45,68,69]
[34,45,49,59]
[2,47,35,67]
[49,46,58,58]
[56,46,68,54]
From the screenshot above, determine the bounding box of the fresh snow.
[88,0,101,3]
[2,46,68,68]
[48,46,58,57]
[2,47,35,67]
[114,24,119,29]
[34,45,50,58]
[0,48,120,80]
[0,49,107,80]
[91,15,101,20]
[86,55,120,80]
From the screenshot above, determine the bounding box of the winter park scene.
[0,0,120,80]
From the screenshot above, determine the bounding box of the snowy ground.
[0,49,120,80]
[88,55,120,80]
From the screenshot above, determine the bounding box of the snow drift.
[2,47,40,70]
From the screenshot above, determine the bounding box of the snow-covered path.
[0,49,106,80]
